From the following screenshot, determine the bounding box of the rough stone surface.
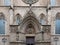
[0,0,60,45]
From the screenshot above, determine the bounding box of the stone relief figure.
[25,24,35,34]
[26,28,35,34]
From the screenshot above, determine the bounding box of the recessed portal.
[26,36,35,45]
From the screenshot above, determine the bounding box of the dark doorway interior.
[26,36,35,45]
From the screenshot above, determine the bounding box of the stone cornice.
[0,35,9,37]
[0,6,60,8]
[0,6,47,8]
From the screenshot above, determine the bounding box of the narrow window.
[0,19,5,34]
[40,19,45,25]
[16,17,20,24]
[55,13,60,34]
[16,14,21,25]
[0,13,5,34]
[5,0,11,6]
[40,14,46,25]
[51,0,56,6]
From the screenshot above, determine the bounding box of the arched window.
[51,0,56,6]
[0,13,5,34]
[55,13,60,34]
[16,14,21,25]
[40,13,46,25]
[4,0,11,6]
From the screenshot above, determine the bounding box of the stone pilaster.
[9,7,14,25]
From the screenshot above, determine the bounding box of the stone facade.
[0,0,60,45]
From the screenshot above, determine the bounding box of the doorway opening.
[26,36,35,45]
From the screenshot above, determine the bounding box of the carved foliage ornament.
[22,0,39,5]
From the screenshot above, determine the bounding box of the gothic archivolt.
[20,10,41,34]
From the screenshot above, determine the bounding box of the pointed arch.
[23,10,37,20]
[16,13,22,25]
[56,12,60,19]
[20,11,41,33]
[55,12,60,34]
[0,12,5,20]
[40,13,46,25]
[0,12,5,34]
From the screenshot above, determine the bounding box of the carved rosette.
[22,0,39,4]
